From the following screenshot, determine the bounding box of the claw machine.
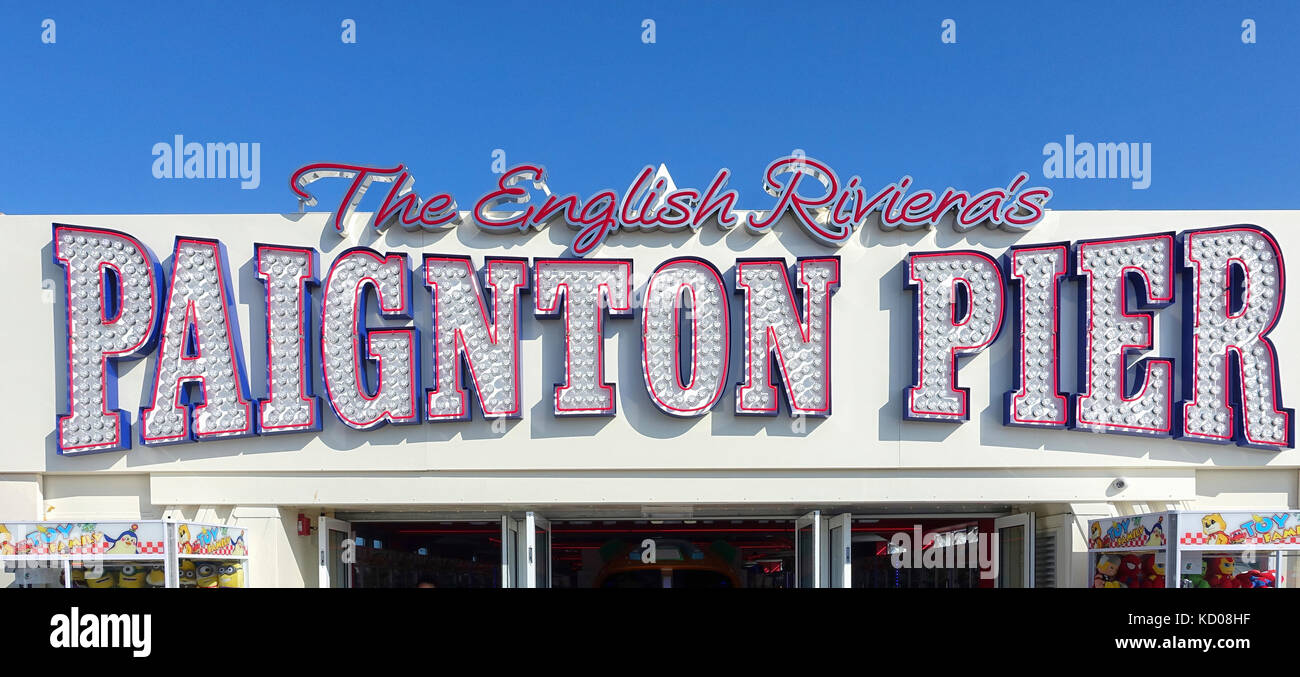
[0,519,248,588]
[1087,511,1299,589]
[1087,512,1173,588]
[170,520,250,589]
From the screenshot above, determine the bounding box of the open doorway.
[548,519,803,588]
[850,517,997,588]
[349,521,502,588]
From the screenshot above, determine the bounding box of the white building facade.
[3,205,1297,588]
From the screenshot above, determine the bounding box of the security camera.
[1112,477,1128,491]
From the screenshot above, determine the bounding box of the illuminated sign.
[46,165,1294,456]
[289,155,1053,257]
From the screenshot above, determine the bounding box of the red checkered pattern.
[60,541,167,555]
[1180,531,1300,545]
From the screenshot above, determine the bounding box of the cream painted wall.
[146,467,1197,506]
[0,475,42,521]
[230,506,313,588]
[42,474,161,521]
[1191,469,1298,508]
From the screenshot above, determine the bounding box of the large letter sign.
[1002,243,1069,428]
[45,216,1297,454]
[321,248,421,429]
[424,256,530,421]
[1178,226,1293,449]
[255,244,322,434]
[734,257,839,416]
[52,225,162,454]
[534,259,634,416]
[1071,235,1175,437]
[140,237,256,445]
[905,251,1005,422]
[642,258,730,417]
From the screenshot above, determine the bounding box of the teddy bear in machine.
[1233,569,1276,588]
[1094,554,1123,588]
[1205,556,1238,588]
[1117,554,1145,589]
[1140,553,1166,588]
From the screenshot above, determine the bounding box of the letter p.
[905,251,1005,422]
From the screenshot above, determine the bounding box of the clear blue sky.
[2,1,1297,214]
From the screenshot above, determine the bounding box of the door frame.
[503,512,551,588]
[826,513,852,588]
[993,512,1034,588]
[794,510,822,588]
[524,512,551,589]
[318,516,354,588]
[500,516,519,588]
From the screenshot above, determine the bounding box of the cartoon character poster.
[1179,511,1300,548]
[175,523,249,557]
[0,522,165,556]
[1087,514,1168,550]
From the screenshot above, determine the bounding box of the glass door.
[525,512,551,588]
[795,510,821,588]
[993,512,1034,588]
[318,516,354,588]
[827,513,852,588]
[504,512,551,588]
[500,516,519,588]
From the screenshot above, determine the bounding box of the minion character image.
[179,560,198,588]
[117,565,146,588]
[145,566,166,587]
[103,525,140,555]
[196,562,220,588]
[86,569,117,588]
[1201,514,1230,545]
[69,568,88,588]
[218,562,244,588]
